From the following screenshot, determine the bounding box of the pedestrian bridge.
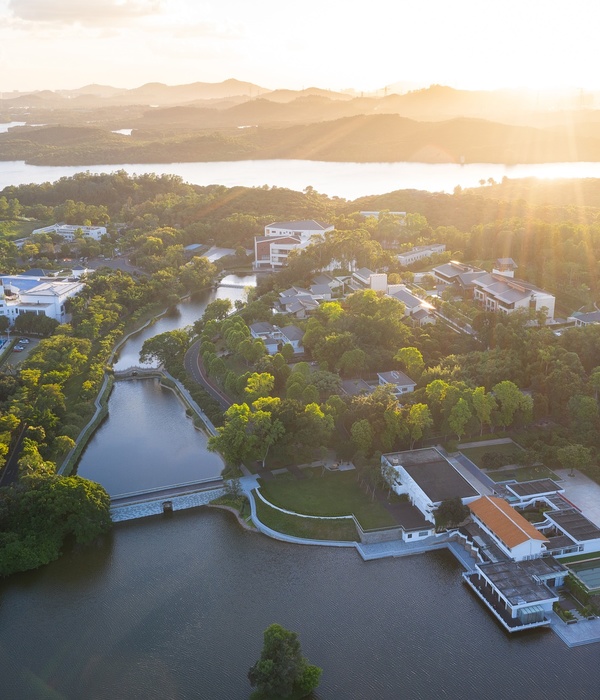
[110,477,225,521]
[113,365,163,379]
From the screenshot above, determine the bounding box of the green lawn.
[254,491,358,541]
[459,441,523,467]
[558,551,600,565]
[257,469,397,530]
[487,465,560,483]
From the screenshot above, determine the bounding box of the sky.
[1,0,599,93]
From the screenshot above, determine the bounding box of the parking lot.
[0,336,39,368]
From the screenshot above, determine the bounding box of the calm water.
[3,159,600,197]
[77,278,254,494]
[75,380,224,496]
[113,276,253,370]
[0,508,597,700]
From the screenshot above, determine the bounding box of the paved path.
[553,468,600,527]
[457,437,515,449]
[184,340,232,410]
[448,453,495,494]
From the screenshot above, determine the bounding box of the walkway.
[553,468,600,528]
[457,437,515,449]
[449,453,496,493]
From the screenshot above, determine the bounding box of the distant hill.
[5,113,600,165]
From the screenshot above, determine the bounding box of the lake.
[0,509,597,700]
[3,158,600,197]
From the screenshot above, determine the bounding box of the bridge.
[113,365,163,380]
[110,477,226,521]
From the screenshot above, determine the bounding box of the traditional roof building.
[469,496,548,561]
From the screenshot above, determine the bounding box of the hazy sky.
[1,0,598,92]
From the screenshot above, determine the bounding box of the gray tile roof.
[267,220,331,231]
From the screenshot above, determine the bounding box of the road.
[184,340,232,410]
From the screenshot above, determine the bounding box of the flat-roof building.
[382,448,480,524]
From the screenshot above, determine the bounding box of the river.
[76,276,254,496]
[3,158,600,197]
[0,508,597,700]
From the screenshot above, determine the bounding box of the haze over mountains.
[2,79,600,165]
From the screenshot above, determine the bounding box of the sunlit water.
[3,159,600,197]
[0,509,597,700]
[77,279,254,494]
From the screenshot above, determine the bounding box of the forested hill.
[4,114,600,165]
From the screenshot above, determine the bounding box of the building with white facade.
[377,370,417,396]
[0,274,84,323]
[253,220,334,269]
[469,496,549,561]
[568,311,600,327]
[381,448,480,525]
[472,273,555,319]
[32,223,107,242]
[397,244,446,267]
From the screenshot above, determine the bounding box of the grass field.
[254,491,358,541]
[486,465,560,483]
[459,441,523,467]
[258,468,397,530]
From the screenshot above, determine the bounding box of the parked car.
[13,345,24,352]
[18,338,29,343]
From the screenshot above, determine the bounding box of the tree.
[557,444,593,477]
[448,397,472,441]
[245,372,275,403]
[351,419,373,455]
[248,623,322,699]
[406,404,433,449]
[394,347,424,381]
[139,329,189,367]
[202,298,232,323]
[471,386,496,435]
[492,380,524,430]
[435,497,470,530]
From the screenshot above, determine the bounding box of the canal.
[77,275,254,496]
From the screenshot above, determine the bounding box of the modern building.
[463,558,565,633]
[387,285,436,326]
[351,268,388,292]
[32,223,107,242]
[0,274,84,323]
[568,311,600,327]
[397,244,446,267]
[377,370,417,396]
[381,448,480,525]
[472,273,555,319]
[253,220,334,269]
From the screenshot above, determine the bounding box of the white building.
[472,273,555,319]
[0,274,84,324]
[32,223,107,242]
[351,268,388,292]
[377,370,417,396]
[469,496,549,561]
[253,220,334,270]
[386,285,436,326]
[397,244,446,267]
[381,448,480,525]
